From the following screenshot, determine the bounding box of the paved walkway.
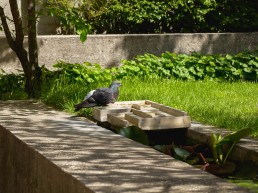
[0,100,250,193]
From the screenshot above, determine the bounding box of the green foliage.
[211,128,252,164]
[91,0,175,33]
[119,51,258,81]
[53,61,114,84]
[216,128,253,147]
[46,0,258,33]
[42,0,91,42]
[1,50,257,101]
[51,51,258,83]
[42,77,88,111]
[0,70,26,99]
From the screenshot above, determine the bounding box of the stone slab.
[0,100,250,193]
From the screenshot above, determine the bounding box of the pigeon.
[74,80,122,111]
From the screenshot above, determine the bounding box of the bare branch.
[9,0,24,45]
[0,6,15,50]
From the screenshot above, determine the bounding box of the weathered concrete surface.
[0,100,250,193]
[1,33,258,73]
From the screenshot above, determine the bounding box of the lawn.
[43,77,258,137]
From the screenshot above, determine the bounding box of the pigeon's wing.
[74,90,98,111]
[92,88,113,105]
[74,99,97,111]
[83,90,96,100]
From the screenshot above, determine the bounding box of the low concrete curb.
[0,100,250,193]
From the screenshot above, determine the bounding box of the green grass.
[228,179,258,193]
[42,77,258,137]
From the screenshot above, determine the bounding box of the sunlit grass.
[119,78,258,136]
[42,77,258,137]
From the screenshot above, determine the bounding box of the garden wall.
[0,125,93,193]
[0,33,257,73]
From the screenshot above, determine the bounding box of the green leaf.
[216,128,252,147]
[174,147,191,160]
[118,126,149,145]
[211,133,221,162]
[79,30,87,43]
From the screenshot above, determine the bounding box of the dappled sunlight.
[0,100,249,192]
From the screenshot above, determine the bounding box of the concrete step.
[0,100,250,193]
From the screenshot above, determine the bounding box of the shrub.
[44,0,258,34]
[0,73,24,92]
[0,70,26,99]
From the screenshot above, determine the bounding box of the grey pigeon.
[74,81,122,111]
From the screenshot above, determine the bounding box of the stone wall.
[0,125,93,193]
[0,33,258,73]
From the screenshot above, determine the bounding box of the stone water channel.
[0,100,257,193]
[93,100,258,192]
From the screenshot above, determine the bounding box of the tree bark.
[27,0,41,98]
[0,0,41,98]
[0,2,31,94]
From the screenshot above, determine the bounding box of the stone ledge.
[0,100,250,193]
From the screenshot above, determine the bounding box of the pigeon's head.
[109,80,122,93]
[110,80,122,88]
[109,81,121,101]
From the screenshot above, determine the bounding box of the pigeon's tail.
[74,100,97,111]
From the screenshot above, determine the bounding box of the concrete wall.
[0,125,94,193]
[0,33,258,73]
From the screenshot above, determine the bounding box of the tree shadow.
[108,33,258,67]
[1,33,258,73]
[0,100,250,192]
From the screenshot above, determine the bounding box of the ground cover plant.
[119,51,258,81]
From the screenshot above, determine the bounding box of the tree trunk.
[0,0,41,98]
[27,0,41,98]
